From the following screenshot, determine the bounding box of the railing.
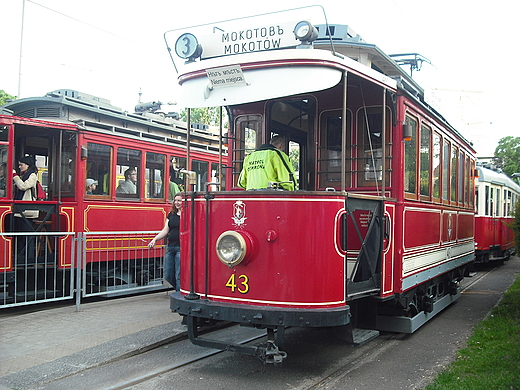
[0,231,165,310]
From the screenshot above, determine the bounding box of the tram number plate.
[226,274,249,294]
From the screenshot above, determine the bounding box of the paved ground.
[1,258,519,390]
[0,290,185,390]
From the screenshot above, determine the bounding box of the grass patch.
[425,273,520,390]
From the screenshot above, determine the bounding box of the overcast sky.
[2,0,516,156]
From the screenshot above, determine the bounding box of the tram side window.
[458,151,465,204]
[495,187,500,216]
[0,145,7,197]
[86,143,111,195]
[145,152,165,199]
[169,156,186,200]
[450,146,458,202]
[485,185,490,216]
[0,127,7,197]
[59,132,78,196]
[404,116,417,194]
[432,133,441,200]
[420,125,431,197]
[467,157,474,207]
[234,115,261,187]
[192,160,209,191]
[442,140,450,201]
[211,162,224,191]
[116,148,141,199]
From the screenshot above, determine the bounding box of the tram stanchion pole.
[184,178,199,300]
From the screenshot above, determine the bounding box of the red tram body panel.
[164,7,477,362]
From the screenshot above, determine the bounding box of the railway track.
[27,268,498,390]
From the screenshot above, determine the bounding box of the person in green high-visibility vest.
[238,135,297,191]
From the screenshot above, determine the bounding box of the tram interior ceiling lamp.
[294,21,318,48]
[175,33,203,63]
[403,123,413,141]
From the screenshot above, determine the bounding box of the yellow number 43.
[225,274,249,294]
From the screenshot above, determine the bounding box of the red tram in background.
[0,90,223,304]
[474,164,519,264]
[165,7,477,363]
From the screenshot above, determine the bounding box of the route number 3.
[226,274,249,293]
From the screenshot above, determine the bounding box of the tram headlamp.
[216,231,249,268]
[294,21,318,46]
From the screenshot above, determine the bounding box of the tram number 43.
[226,274,249,294]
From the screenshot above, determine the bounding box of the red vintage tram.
[0,90,222,304]
[165,7,476,362]
[474,164,519,264]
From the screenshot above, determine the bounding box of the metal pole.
[341,72,348,192]
[17,0,26,97]
[381,89,386,198]
[219,107,223,186]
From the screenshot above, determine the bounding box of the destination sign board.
[200,21,300,59]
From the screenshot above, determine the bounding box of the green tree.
[494,136,520,177]
[0,90,16,106]
[180,107,227,128]
[512,200,520,253]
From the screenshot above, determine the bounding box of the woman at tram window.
[13,155,38,202]
[12,155,39,257]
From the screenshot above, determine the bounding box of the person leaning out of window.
[12,155,39,220]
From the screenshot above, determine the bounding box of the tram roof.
[164,7,473,150]
[477,166,520,193]
[1,90,222,153]
[177,48,398,108]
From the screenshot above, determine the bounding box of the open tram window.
[403,115,417,195]
[358,107,392,189]
[86,143,112,196]
[145,152,165,200]
[318,111,352,189]
[116,148,141,199]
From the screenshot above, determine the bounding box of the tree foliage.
[0,90,16,106]
[512,200,520,254]
[494,136,520,177]
[180,107,227,128]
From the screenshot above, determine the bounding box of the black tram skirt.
[170,292,351,328]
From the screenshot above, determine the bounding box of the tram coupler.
[260,340,287,364]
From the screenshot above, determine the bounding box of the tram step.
[334,325,380,346]
[350,328,380,345]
